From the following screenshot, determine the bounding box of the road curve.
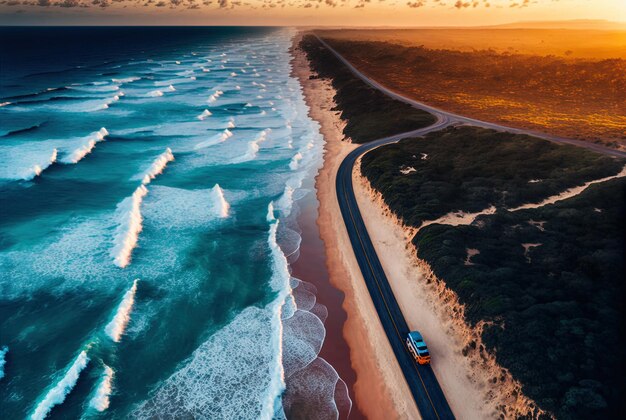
[336,121,454,420]
[316,32,624,419]
[315,35,626,159]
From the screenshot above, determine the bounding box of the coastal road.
[320,32,625,420]
[336,121,455,420]
[315,35,626,160]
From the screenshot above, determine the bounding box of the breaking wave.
[105,279,139,342]
[194,129,233,150]
[142,148,174,185]
[231,129,270,163]
[112,185,148,268]
[22,148,57,181]
[30,350,90,420]
[89,365,114,412]
[210,184,230,218]
[112,76,140,84]
[147,90,163,97]
[289,152,302,170]
[196,109,212,120]
[62,128,109,164]
[207,90,223,103]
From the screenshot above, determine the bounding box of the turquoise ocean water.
[0,27,349,419]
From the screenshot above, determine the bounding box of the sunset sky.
[0,0,624,26]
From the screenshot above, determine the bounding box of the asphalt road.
[336,122,455,420]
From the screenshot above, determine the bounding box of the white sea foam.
[89,365,114,412]
[147,90,164,97]
[267,202,275,222]
[197,109,212,120]
[105,279,139,342]
[0,102,11,107]
[31,350,89,420]
[207,90,223,103]
[112,76,140,84]
[142,148,174,185]
[62,128,109,164]
[167,85,176,92]
[70,83,119,93]
[132,306,284,419]
[288,152,302,171]
[112,185,148,268]
[0,346,7,380]
[227,119,235,128]
[211,184,230,218]
[194,129,233,150]
[231,129,270,163]
[20,148,57,181]
[142,185,235,229]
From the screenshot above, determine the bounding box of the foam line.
[289,153,302,171]
[112,76,140,83]
[267,202,275,222]
[194,129,233,150]
[142,148,174,185]
[63,128,109,164]
[211,184,230,218]
[30,350,90,420]
[24,148,57,181]
[89,365,114,412]
[105,279,139,342]
[112,185,148,268]
[197,109,212,120]
[147,90,163,97]
[207,90,223,103]
[231,129,269,163]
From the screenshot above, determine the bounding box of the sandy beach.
[291,33,421,419]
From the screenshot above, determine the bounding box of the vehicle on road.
[407,331,431,365]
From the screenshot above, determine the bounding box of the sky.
[0,0,624,26]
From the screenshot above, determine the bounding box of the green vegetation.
[415,178,624,419]
[361,126,624,226]
[298,35,435,143]
[360,126,625,418]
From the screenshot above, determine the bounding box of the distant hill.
[489,19,626,31]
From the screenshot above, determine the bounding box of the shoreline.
[291,32,421,419]
[289,153,364,419]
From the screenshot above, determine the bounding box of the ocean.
[0,27,349,418]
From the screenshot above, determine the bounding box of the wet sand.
[291,32,421,419]
[290,176,365,420]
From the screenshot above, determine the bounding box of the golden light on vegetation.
[319,29,626,149]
